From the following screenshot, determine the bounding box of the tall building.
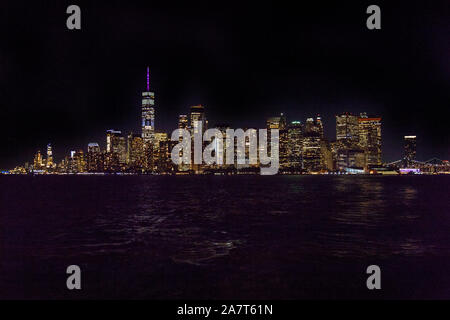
[266,113,287,131]
[73,150,87,173]
[279,130,289,169]
[304,116,324,137]
[230,127,258,170]
[154,132,168,146]
[358,113,382,167]
[177,115,190,171]
[302,136,322,172]
[106,129,127,169]
[266,113,286,168]
[141,67,155,144]
[33,150,43,170]
[190,105,206,130]
[215,124,233,170]
[335,113,363,171]
[303,116,324,172]
[178,114,189,129]
[287,121,303,169]
[58,157,68,173]
[66,151,76,173]
[320,140,334,171]
[127,133,145,172]
[46,143,53,168]
[305,118,314,134]
[403,135,417,166]
[316,115,324,138]
[336,112,359,145]
[87,142,102,172]
[87,142,100,154]
[107,130,119,152]
[153,132,170,173]
[190,105,207,172]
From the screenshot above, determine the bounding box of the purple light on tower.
[146,67,150,91]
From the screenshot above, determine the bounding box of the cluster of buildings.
[266,112,384,173]
[4,69,449,175]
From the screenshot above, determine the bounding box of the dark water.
[1,175,449,299]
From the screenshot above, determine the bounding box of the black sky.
[0,0,449,168]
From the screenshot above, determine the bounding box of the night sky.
[0,0,448,168]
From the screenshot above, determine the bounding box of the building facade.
[286,121,303,170]
[141,67,155,144]
[358,113,382,167]
[403,135,417,166]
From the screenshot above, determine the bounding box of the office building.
[336,112,359,145]
[178,114,189,129]
[404,135,417,166]
[287,121,303,169]
[87,142,102,172]
[46,144,53,168]
[141,67,155,144]
[302,136,322,172]
[33,150,43,170]
[106,129,127,166]
[358,113,382,167]
[127,133,145,171]
[190,105,207,172]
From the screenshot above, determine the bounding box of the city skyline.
[4,68,449,175]
[3,72,446,168]
[1,1,448,169]
[1,0,450,303]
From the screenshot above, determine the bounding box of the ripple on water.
[171,240,241,266]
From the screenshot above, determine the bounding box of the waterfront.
[1,175,449,299]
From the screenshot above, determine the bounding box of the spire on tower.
[146,67,150,91]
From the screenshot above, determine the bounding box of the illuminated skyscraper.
[127,133,145,172]
[87,142,102,172]
[141,67,155,144]
[230,127,258,170]
[358,113,382,167]
[304,116,324,137]
[320,140,334,171]
[302,136,322,172]
[266,113,287,130]
[176,115,190,171]
[67,152,76,173]
[303,116,324,172]
[46,144,53,168]
[106,129,127,169]
[316,115,324,138]
[190,105,206,130]
[266,113,286,168]
[57,157,68,173]
[215,124,232,170]
[154,132,168,147]
[334,113,363,170]
[336,112,359,145]
[33,150,43,169]
[404,135,417,166]
[74,150,87,173]
[305,118,314,133]
[87,142,100,154]
[190,105,207,172]
[153,132,170,173]
[287,121,303,169]
[178,114,189,129]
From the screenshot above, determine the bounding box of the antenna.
[146,67,150,91]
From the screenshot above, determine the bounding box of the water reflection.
[2,175,450,298]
